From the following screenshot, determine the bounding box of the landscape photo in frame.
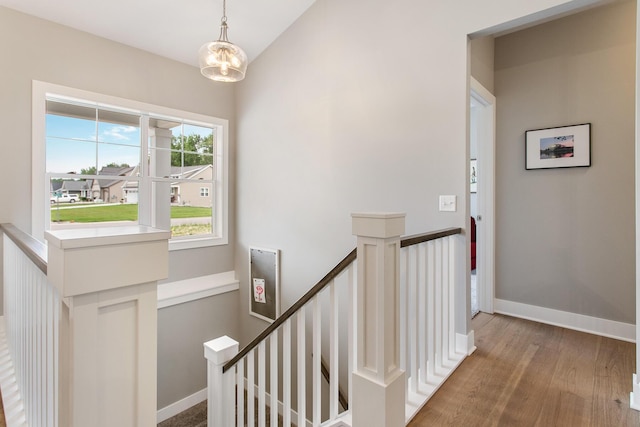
[525,123,591,170]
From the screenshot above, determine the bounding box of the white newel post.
[351,212,406,427]
[45,226,170,427]
[204,336,239,427]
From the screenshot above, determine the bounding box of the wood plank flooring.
[409,313,640,427]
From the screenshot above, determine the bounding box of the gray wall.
[470,36,496,94]
[0,5,239,408]
[0,5,236,281]
[157,291,240,409]
[494,0,636,323]
[234,0,607,345]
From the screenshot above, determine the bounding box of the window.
[33,81,229,249]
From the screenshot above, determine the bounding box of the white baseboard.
[494,298,635,343]
[631,374,640,411]
[157,387,207,424]
[456,331,476,355]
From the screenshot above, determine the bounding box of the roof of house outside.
[97,166,135,188]
[50,181,63,193]
[170,165,211,180]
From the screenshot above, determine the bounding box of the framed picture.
[470,159,477,193]
[249,247,280,323]
[525,123,591,170]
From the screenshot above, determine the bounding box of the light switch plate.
[439,195,457,212]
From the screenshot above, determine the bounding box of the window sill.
[157,271,238,309]
[168,234,228,251]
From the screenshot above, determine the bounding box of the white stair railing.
[1,223,170,427]
[207,250,357,427]
[2,225,58,427]
[206,215,466,427]
[400,231,469,422]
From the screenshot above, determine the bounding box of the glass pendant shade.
[199,21,247,82]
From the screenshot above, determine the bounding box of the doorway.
[470,77,495,315]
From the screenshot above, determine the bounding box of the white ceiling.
[0,0,316,66]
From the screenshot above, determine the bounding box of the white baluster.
[426,240,435,381]
[258,341,266,427]
[37,275,42,426]
[237,358,244,427]
[283,319,291,426]
[297,308,306,426]
[448,236,457,357]
[399,249,408,392]
[329,281,338,419]
[53,285,60,427]
[270,330,278,427]
[441,237,450,363]
[312,295,321,426]
[435,239,443,372]
[348,263,355,411]
[408,245,419,393]
[247,350,255,426]
[418,243,428,385]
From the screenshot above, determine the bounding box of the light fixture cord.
[222,0,227,23]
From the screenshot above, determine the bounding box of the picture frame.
[525,123,591,170]
[470,159,477,193]
[249,247,280,323]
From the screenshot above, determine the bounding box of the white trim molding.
[495,298,635,343]
[456,331,477,356]
[470,76,496,315]
[157,388,207,423]
[631,374,640,411]
[157,271,239,309]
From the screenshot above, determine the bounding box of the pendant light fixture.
[198,0,248,82]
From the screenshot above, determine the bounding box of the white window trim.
[32,80,229,250]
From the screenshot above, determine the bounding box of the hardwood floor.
[408,313,640,426]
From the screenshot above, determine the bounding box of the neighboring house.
[118,164,213,206]
[60,179,91,199]
[169,165,213,207]
[49,165,211,205]
[121,165,140,204]
[50,179,91,199]
[91,166,135,203]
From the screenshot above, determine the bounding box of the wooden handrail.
[223,226,462,373]
[400,227,462,248]
[224,248,357,372]
[0,223,48,274]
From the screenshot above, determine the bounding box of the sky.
[46,114,213,174]
[539,135,575,151]
[46,114,140,174]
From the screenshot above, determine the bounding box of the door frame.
[470,77,496,314]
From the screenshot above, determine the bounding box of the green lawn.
[50,204,212,223]
[169,206,213,219]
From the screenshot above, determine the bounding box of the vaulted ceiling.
[0,0,316,66]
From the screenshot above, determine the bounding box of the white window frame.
[200,187,210,197]
[32,80,229,250]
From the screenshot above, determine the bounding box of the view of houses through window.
[46,96,218,241]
